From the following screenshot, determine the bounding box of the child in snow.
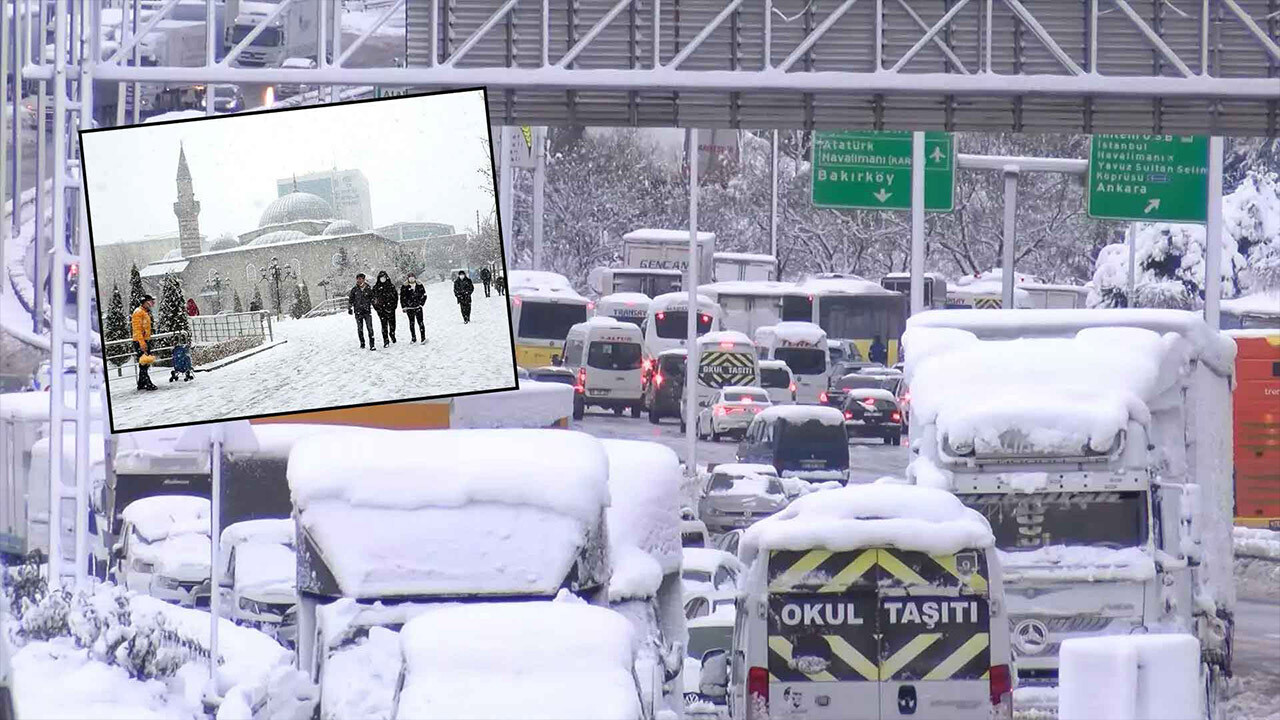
[169,333,195,383]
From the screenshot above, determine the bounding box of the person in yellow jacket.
[131,295,158,391]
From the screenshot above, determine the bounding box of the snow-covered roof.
[288,429,609,523]
[602,440,682,599]
[0,391,105,421]
[697,330,754,347]
[758,321,827,344]
[258,191,335,228]
[757,359,791,371]
[845,388,898,403]
[282,56,315,69]
[29,432,106,466]
[902,314,1236,457]
[509,270,575,292]
[573,316,643,335]
[707,474,784,498]
[754,405,846,426]
[611,267,684,276]
[398,601,641,720]
[954,268,1040,286]
[714,252,777,264]
[1221,290,1280,317]
[245,229,312,247]
[947,280,1031,301]
[683,548,741,575]
[650,292,717,310]
[597,292,653,306]
[719,386,770,399]
[791,276,898,296]
[139,260,189,278]
[657,348,689,358]
[121,495,210,543]
[623,228,715,243]
[220,518,294,549]
[451,383,576,429]
[710,463,779,478]
[245,422,386,459]
[699,280,796,297]
[740,484,995,567]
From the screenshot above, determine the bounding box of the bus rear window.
[655,310,714,338]
[518,302,587,340]
[760,368,790,388]
[775,348,826,375]
[587,342,643,370]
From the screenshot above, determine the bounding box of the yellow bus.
[508,270,593,368]
[781,275,908,365]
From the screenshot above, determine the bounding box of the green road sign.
[811,130,955,212]
[1088,135,1208,223]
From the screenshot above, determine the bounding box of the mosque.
[130,147,464,314]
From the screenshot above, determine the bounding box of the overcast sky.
[81,89,495,244]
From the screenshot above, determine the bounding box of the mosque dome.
[322,219,360,236]
[246,229,310,247]
[258,191,335,228]
[208,237,240,252]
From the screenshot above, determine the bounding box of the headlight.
[132,558,155,573]
[153,575,180,590]
[945,434,974,456]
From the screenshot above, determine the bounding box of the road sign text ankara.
[1088,135,1208,223]
[811,131,955,212]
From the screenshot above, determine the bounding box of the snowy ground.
[106,283,516,430]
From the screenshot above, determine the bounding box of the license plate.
[800,460,825,469]
[864,411,881,418]
[589,389,611,396]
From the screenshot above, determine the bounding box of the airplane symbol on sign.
[930,147,945,163]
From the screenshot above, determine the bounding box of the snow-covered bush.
[191,335,264,366]
[3,551,49,614]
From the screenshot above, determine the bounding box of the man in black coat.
[495,273,506,296]
[479,266,493,297]
[371,270,399,347]
[348,273,376,351]
[453,270,475,323]
[400,273,427,343]
[869,335,888,365]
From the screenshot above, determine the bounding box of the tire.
[572,397,585,421]
[680,419,687,433]
[883,434,894,445]
[613,406,624,416]
[649,407,662,424]
[712,429,721,442]
[630,404,641,419]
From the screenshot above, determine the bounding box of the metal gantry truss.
[0,0,1277,585]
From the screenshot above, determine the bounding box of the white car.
[219,519,297,646]
[697,468,789,533]
[695,387,773,442]
[113,495,211,608]
[680,548,743,597]
[757,359,797,405]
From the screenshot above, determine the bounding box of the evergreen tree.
[298,282,313,317]
[128,264,146,312]
[105,284,129,369]
[154,274,190,354]
[251,286,264,312]
[290,284,306,319]
[232,290,243,313]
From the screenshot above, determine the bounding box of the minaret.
[173,143,202,257]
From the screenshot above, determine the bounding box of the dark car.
[840,389,904,445]
[825,371,900,409]
[737,405,850,484]
[529,366,577,386]
[646,349,687,424]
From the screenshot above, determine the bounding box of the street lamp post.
[259,257,297,319]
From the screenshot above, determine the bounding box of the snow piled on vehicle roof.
[651,291,717,309]
[398,601,641,720]
[844,388,898,403]
[220,518,294,551]
[598,291,652,305]
[1221,289,1280,316]
[755,405,846,426]
[602,440,683,600]
[698,330,754,347]
[0,391,105,421]
[287,429,610,522]
[740,484,994,566]
[452,383,575,429]
[683,548,741,574]
[711,463,779,477]
[761,321,827,343]
[249,422,388,459]
[902,322,1209,456]
[699,280,795,297]
[120,495,210,542]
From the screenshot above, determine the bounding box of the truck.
[901,309,1236,718]
[713,252,776,282]
[223,0,320,69]
[589,229,716,297]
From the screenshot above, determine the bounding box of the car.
[111,495,212,609]
[681,596,736,709]
[199,84,243,113]
[841,388,904,444]
[698,467,789,533]
[218,519,297,646]
[713,528,745,557]
[562,318,646,419]
[645,348,687,424]
[696,386,773,442]
[825,370,901,409]
[681,518,710,548]
[683,588,737,622]
[680,548,743,597]
[757,359,797,405]
[737,405,851,484]
[528,365,576,386]
[826,339,865,365]
[275,57,317,98]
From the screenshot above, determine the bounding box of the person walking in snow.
[869,335,888,365]
[372,270,399,347]
[479,266,492,298]
[495,272,506,296]
[185,298,200,317]
[348,273,377,351]
[131,295,158,391]
[400,273,427,343]
[453,270,475,324]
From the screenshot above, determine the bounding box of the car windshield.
[722,390,766,403]
[958,491,1149,550]
[518,301,588,340]
[659,356,686,374]
[655,310,714,339]
[760,368,790,388]
[775,347,826,375]
[683,570,713,584]
[687,624,734,660]
[587,341,643,370]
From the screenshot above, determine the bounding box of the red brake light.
[701,314,710,323]
[575,368,586,393]
[657,312,666,320]
[747,667,769,717]
[587,302,595,311]
[68,263,78,277]
[654,373,664,387]
[989,664,1011,706]
[819,391,828,403]
[891,410,902,422]
[716,406,727,416]
[512,297,522,306]
[788,382,796,393]
[844,410,853,419]
[719,341,734,349]
[860,398,877,410]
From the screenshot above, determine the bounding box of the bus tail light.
[989,664,1012,706]
[819,391,829,404]
[719,342,734,349]
[654,372,664,387]
[891,410,902,422]
[747,666,769,720]
[575,368,586,393]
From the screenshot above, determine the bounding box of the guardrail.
[190,311,274,346]
[303,296,349,318]
[103,331,188,379]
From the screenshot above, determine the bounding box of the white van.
[681,331,761,431]
[757,360,797,405]
[596,292,652,328]
[644,292,723,359]
[563,317,647,420]
[703,483,1014,720]
[754,322,830,404]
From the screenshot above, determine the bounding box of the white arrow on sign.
[930,147,945,163]
[1143,198,1161,214]
[873,188,893,203]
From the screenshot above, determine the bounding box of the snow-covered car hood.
[234,541,297,598]
[701,492,787,514]
[153,533,212,580]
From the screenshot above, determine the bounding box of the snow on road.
[106,282,515,430]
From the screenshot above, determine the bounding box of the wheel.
[572,397,585,420]
[649,407,661,424]
[630,404,641,419]
[613,406,624,416]
[883,434,894,445]
[711,428,721,442]
[680,419,687,433]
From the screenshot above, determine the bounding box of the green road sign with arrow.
[1087,134,1208,223]
[810,130,955,212]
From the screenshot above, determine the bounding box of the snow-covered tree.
[250,286,264,311]
[290,282,313,319]
[128,263,146,312]
[232,290,243,313]
[1226,170,1280,292]
[105,284,129,368]
[389,245,422,280]
[155,274,190,354]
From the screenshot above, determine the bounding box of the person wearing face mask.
[347,273,376,351]
[372,270,399,348]
[453,270,475,323]
[400,273,427,343]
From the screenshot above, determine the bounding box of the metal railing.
[189,311,274,346]
[303,296,349,318]
[102,331,188,379]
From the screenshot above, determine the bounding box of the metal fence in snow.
[189,312,274,346]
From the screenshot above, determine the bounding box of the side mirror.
[699,648,729,696]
